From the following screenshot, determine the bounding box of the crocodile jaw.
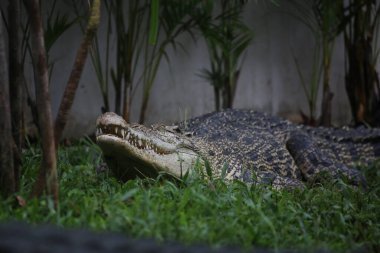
[96,112,200,180]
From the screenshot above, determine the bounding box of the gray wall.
[22,1,369,137]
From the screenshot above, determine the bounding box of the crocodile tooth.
[99,128,103,134]
[121,129,125,139]
[126,132,130,139]
[138,139,142,147]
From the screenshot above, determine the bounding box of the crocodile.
[96,109,380,188]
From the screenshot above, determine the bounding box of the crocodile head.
[96,112,202,181]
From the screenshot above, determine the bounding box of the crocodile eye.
[184,131,193,137]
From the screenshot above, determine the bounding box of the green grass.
[1,138,379,252]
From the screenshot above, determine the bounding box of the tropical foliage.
[289,0,380,126]
[197,0,253,111]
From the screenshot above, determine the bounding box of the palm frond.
[45,13,79,52]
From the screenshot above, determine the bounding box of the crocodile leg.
[285,131,367,187]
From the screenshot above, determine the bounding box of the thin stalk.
[24,0,58,206]
[54,0,101,144]
[8,0,23,190]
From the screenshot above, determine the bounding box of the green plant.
[292,44,322,125]
[138,0,205,123]
[10,0,80,133]
[289,0,341,125]
[108,0,149,121]
[71,0,146,119]
[44,0,79,78]
[79,0,202,123]
[342,0,380,126]
[197,0,253,111]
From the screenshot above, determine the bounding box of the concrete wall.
[19,1,374,137]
